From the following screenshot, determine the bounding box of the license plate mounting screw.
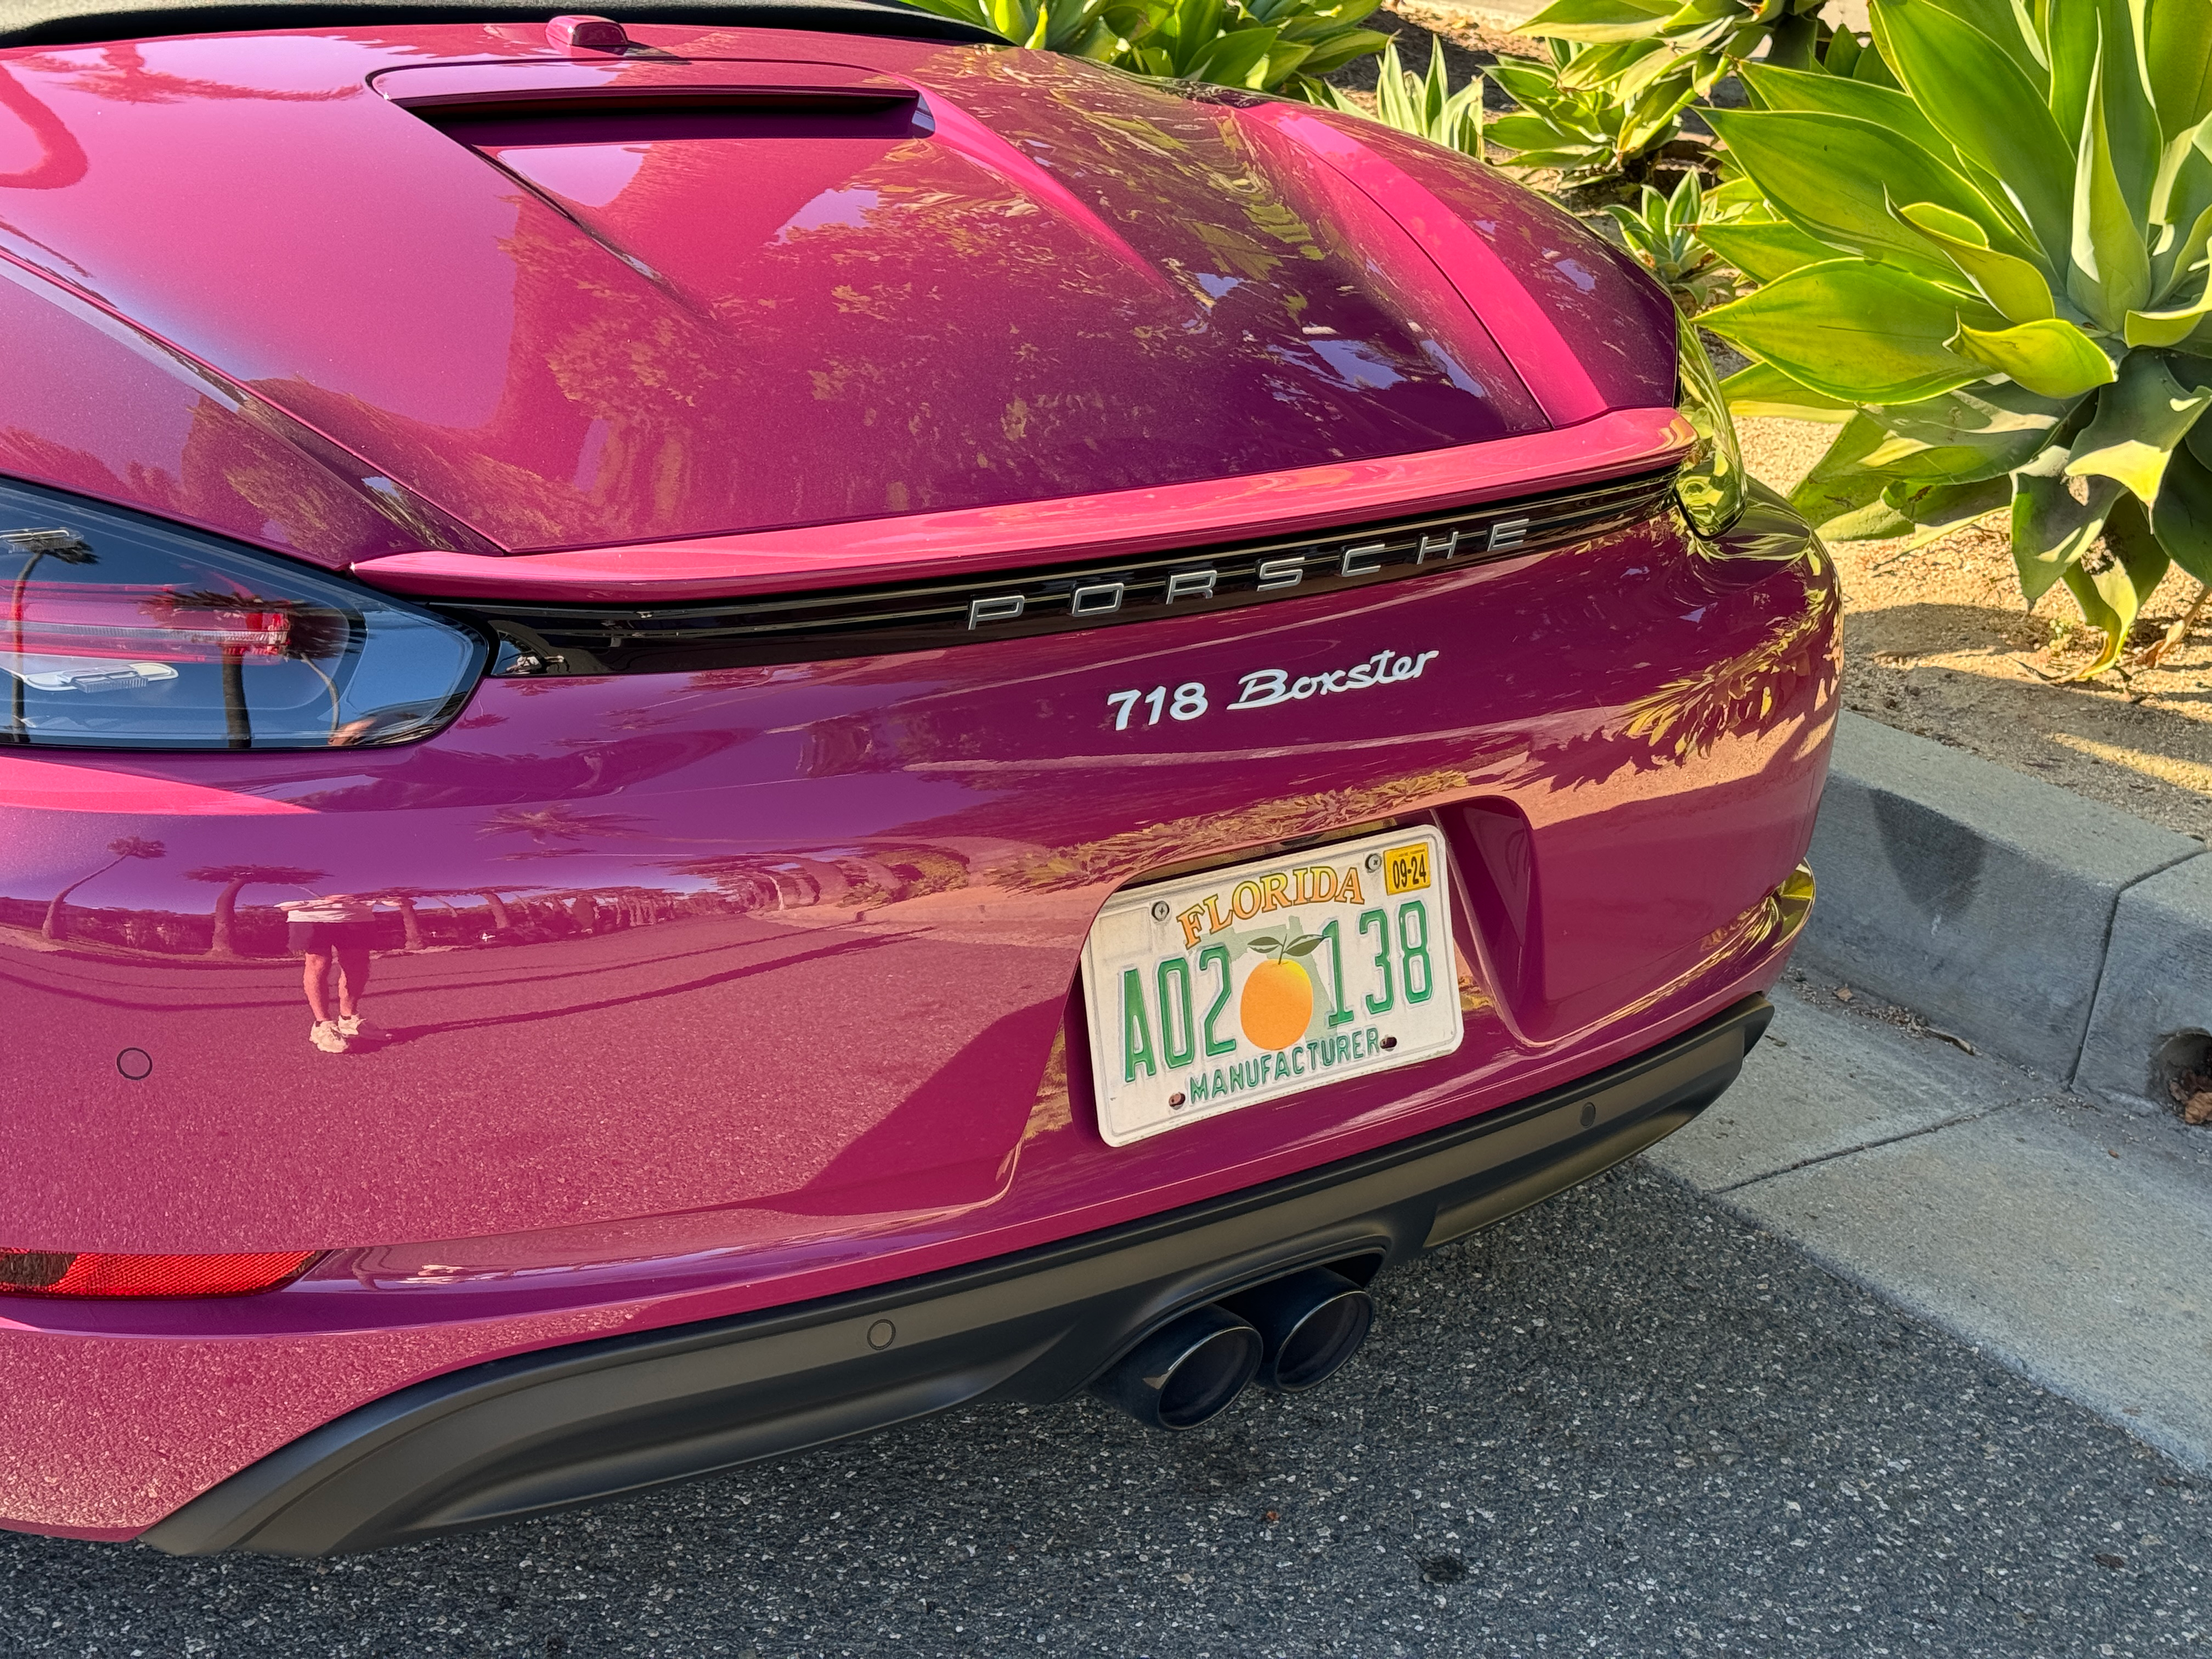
[1151,900,1172,922]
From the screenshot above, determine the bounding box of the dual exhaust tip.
[1091,1266,1374,1431]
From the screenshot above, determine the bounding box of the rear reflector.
[0,1249,320,1299]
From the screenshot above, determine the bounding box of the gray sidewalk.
[1649,975,2212,1474]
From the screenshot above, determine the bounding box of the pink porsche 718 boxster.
[0,0,1834,1554]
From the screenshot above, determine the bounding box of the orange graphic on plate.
[1239,928,1321,1049]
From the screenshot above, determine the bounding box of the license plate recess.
[1080,826,1464,1146]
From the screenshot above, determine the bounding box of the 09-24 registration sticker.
[1080,827,1464,1147]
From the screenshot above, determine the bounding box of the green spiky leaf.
[1883,473,2013,533]
[2064,352,2212,503]
[1702,259,1995,402]
[1705,108,2038,279]
[1952,317,2118,397]
[1695,220,1838,283]
[2126,266,2212,348]
[1871,0,2074,266]
[2152,436,2212,582]
[1864,380,2073,479]
[1737,61,1960,165]
[2061,492,2169,676]
[1896,201,2058,322]
[2070,45,2156,327]
[1721,359,1857,419]
[2012,450,2121,602]
[1788,413,1920,536]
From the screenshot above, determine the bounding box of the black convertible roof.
[0,0,1000,48]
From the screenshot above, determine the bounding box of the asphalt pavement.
[4,1153,2209,1658]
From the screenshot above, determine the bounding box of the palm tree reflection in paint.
[140,590,350,749]
[41,834,165,942]
[3,527,97,744]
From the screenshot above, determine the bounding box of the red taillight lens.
[0,1248,321,1299]
[5,581,300,663]
[1,477,487,751]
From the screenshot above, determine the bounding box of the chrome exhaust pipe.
[1091,1304,1263,1430]
[1223,1266,1374,1393]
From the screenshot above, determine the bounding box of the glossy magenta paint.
[0,259,477,566]
[0,24,1672,561]
[0,20,1831,1539]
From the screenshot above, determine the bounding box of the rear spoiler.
[351,408,1695,605]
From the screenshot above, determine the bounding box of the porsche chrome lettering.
[962,509,1544,632]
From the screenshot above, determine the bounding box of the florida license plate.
[1081,826,1464,1146]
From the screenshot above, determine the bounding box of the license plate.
[1081,826,1464,1146]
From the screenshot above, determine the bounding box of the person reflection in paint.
[275,890,385,1053]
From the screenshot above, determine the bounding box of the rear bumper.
[142,992,1773,1557]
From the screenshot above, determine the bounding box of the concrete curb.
[1800,712,2209,1111]
[1646,989,2212,1475]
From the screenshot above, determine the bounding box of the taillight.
[1,477,487,751]
[0,1249,321,1299]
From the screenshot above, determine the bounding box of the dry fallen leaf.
[2169,1070,2212,1126]
[1834,987,1854,1003]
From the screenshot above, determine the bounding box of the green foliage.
[1602,172,1739,311]
[1310,38,1486,157]
[1122,0,1391,90]
[902,0,1152,56]
[1520,0,1830,72]
[906,0,1389,93]
[1698,0,2212,676]
[1327,50,1745,310]
[1485,39,1722,180]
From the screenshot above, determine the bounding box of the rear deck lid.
[0,27,1567,552]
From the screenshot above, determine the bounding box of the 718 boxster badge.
[1106,649,1442,730]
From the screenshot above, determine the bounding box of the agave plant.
[1233,0,1394,93]
[1697,0,2212,675]
[1801,17,1896,84]
[1486,40,1723,182]
[1520,0,1831,71]
[1310,38,1486,158]
[902,0,1156,56]
[1120,0,1388,93]
[908,0,1387,93]
[1602,172,1740,312]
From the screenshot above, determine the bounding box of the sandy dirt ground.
[1737,419,2212,842]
